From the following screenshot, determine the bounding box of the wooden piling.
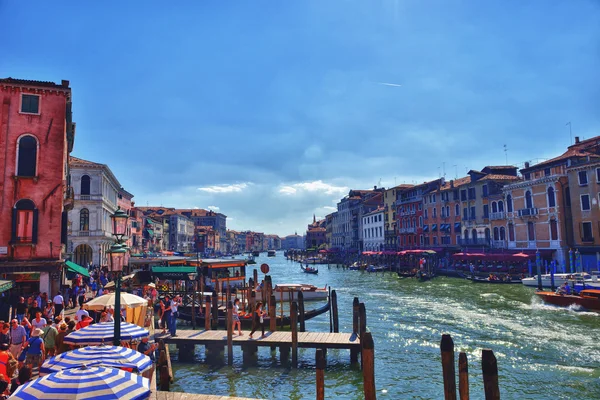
[227,301,233,365]
[191,280,196,330]
[331,290,339,333]
[316,348,325,400]
[440,334,457,400]
[362,332,376,400]
[329,286,333,333]
[204,295,211,331]
[298,290,306,332]
[250,289,256,318]
[352,297,359,334]
[458,351,469,400]
[211,291,218,330]
[482,349,500,400]
[291,301,298,368]
[359,302,367,369]
[269,294,277,332]
[253,269,258,289]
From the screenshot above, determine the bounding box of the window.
[500,226,506,241]
[550,219,558,241]
[424,209,428,219]
[582,222,593,242]
[482,185,488,197]
[16,135,38,177]
[544,168,551,177]
[468,188,476,200]
[581,194,591,211]
[470,206,475,219]
[484,228,491,240]
[446,206,450,217]
[524,173,530,180]
[432,194,436,203]
[506,194,513,212]
[455,204,459,216]
[483,204,489,218]
[508,223,515,241]
[463,207,468,220]
[11,199,38,244]
[453,190,459,201]
[527,221,535,241]
[579,171,588,186]
[433,237,438,245]
[472,229,478,240]
[525,191,533,209]
[460,190,467,201]
[81,175,91,195]
[80,209,89,231]
[498,201,504,212]
[493,227,499,241]
[21,94,40,114]
[463,229,469,240]
[418,203,422,211]
[597,168,600,183]
[433,208,437,218]
[547,187,555,208]
[419,216,423,227]
[491,202,498,213]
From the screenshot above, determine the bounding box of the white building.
[169,214,195,252]
[362,208,385,252]
[68,156,129,267]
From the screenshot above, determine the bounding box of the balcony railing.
[491,240,507,249]
[518,208,538,217]
[489,212,505,220]
[399,227,416,234]
[76,194,103,201]
[457,238,490,246]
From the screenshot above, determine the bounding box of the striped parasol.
[40,345,153,376]
[11,366,150,400]
[63,322,149,346]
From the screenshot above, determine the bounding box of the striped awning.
[64,322,149,346]
[0,280,13,294]
[11,366,150,399]
[40,345,153,376]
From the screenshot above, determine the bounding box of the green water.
[169,253,600,399]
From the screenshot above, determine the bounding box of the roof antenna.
[504,144,508,165]
[442,162,446,178]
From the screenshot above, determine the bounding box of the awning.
[0,280,13,294]
[454,223,461,231]
[146,218,154,225]
[431,224,437,232]
[65,261,90,278]
[423,225,429,232]
[145,229,154,236]
[151,266,197,280]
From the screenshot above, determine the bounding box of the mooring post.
[329,286,333,333]
[362,332,376,400]
[331,289,339,333]
[352,297,359,334]
[298,290,306,332]
[191,280,196,330]
[458,351,470,400]
[227,301,233,365]
[269,294,277,332]
[253,269,258,289]
[205,295,211,331]
[250,289,256,318]
[316,348,325,400]
[291,301,298,368]
[359,302,367,369]
[482,349,500,400]
[211,291,219,330]
[440,334,457,400]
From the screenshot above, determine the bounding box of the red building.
[396,179,443,249]
[0,78,75,296]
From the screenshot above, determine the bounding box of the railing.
[399,227,416,234]
[76,194,103,201]
[518,208,538,217]
[489,212,505,220]
[491,240,506,249]
[457,238,490,246]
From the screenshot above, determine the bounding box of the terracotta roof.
[69,156,104,167]
[484,165,516,170]
[479,174,521,181]
[1,77,70,89]
[308,227,326,232]
[440,176,471,191]
[522,148,596,171]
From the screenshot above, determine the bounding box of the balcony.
[76,230,108,237]
[399,227,416,234]
[489,212,505,220]
[457,238,490,246]
[491,240,506,249]
[517,208,538,218]
[76,194,103,201]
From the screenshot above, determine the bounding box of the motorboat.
[366,265,386,273]
[535,289,600,312]
[267,250,276,257]
[465,275,522,284]
[522,273,593,288]
[264,283,329,302]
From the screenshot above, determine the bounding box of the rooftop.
[1,77,70,89]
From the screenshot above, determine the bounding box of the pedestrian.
[27,301,41,322]
[42,320,58,357]
[15,298,26,323]
[78,288,86,309]
[0,343,14,379]
[159,296,171,335]
[249,302,266,339]
[137,337,157,362]
[169,295,181,337]
[8,320,26,359]
[75,315,93,330]
[52,292,64,317]
[24,328,45,371]
[20,319,31,339]
[43,301,55,322]
[75,306,89,322]
[232,298,242,336]
[0,324,9,347]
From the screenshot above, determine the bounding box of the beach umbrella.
[11,366,150,400]
[84,292,147,311]
[40,345,153,376]
[64,322,149,346]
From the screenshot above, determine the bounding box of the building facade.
[362,208,385,251]
[383,185,412,250]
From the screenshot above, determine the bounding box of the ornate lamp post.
[108,207,128,346]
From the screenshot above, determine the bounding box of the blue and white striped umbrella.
[40,345,153,376]
[63,322,149,346]
[11,366,150,400]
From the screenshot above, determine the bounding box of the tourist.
[160,296,171,335]
[24,328,45,371]
[52,292,64,317]
[232,298,242,336]
[0,343,13,378]
[9,366,31,395]
[76,315,93,330]
[31,312,46,330]
[15,298,26,323]
[8,320,26,358]
[42,320,58,357]
[137,337,157,362]
[249,302,266,339]
[43,301,54,322]
[0,324,9,348]
[78,288,86,309]
[169,295,181,337]
[75,306,89,322]
[20,319,31,338]
[0,374,9,398]
[27,301,41,322]
[56,323,72,354]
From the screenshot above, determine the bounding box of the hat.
[147,283,156,288]
[32,328,44,337]
[0,343,8,351]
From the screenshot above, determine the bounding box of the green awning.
[146,229,154,236]
[0,280,13,294]
[146,218,154,225]
[65,261,91,278]
[152,266,197,280]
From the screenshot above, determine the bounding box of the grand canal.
[169,253,600,399]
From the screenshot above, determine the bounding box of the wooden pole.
[362,332,376,400]
[205,295,211,331]
[211,291,218,330]
[329,286,333,333]
[269,294,277,332]
[199,274,204,310]
[253,269,258,289]
[331,289,339,333]
[482,349,500,400]
[359,302,367,370]
[227,301,233,365]
[298,290,305,332]
[191,280,196,330]
[352,297,359,334]
[291,301,298,368]
[316,348,325,400]
[440,334,457,400]
[458,352,469,400]
[250,289,256,318]
[279,288,284,329]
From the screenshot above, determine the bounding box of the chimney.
[524,162,530,169]
[374,186,377,190]
[575,136,580,144]
[450,180,454,188]
[61,80,70,87]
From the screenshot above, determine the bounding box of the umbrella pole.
[113,273,121,346]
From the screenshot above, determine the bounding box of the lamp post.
[188,272,197,330]
[108,207,128,346]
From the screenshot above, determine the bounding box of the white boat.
[256,283,328,302]
[521,273,593,288]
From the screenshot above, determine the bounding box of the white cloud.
[207,206,220,211]
[323,206,337,211]
[197,183,249,194]
[278,180,348,196]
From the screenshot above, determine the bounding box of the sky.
[1,1,599,236]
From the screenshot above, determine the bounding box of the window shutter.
[11,209,17,243]
[32,209,39,244]
[61,211,68,244]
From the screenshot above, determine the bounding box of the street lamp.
[109,207,128,346]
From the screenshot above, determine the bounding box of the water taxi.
[522,273,593,288]
[535,289,600,312]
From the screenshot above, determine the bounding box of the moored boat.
[535,289,600,312]
[269,283,329,301]
[267,250,276,257]
[301,265,319,274]
[465,275,522,284]
[522,273,592,288]
[366,265,386,273]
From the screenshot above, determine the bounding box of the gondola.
[301,265,319,274]
[465,275,522,284]
[176,301,330,329]
[397,271,416,278]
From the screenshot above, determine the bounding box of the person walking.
[249,302,266,339]
[15,298,26,323]
[42,320,58,357]
[159,296,171,335]
[169,296,181,337]
[232,298,242,336]
[52,292,64,317]
[25,329,45,371]
[8,320,26,359]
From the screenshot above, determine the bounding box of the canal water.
[169,253,600,399]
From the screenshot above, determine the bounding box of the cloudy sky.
[2,1,599,236]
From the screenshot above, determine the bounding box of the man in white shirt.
[169,296,181,336]
[75,307,89,322]
[53,293,64,316]
[31,311,47,330]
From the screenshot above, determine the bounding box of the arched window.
[491,202,498,213]
[500,226,506,241]
[547,187,556,208]
[498,201,504,212]
[16,135,38,177]
[493,227,500,241]
[484,228,491,241]
[506,195,513,212]
[80,208,89,231]
[550,219,558,240]
[464,229,469,240]
[412,217,416,228]
[527,221,535,241]
[11,199,38,243]
[525,191,533,209]
[508,223,515,241]
[472,229,478,240]
[81,175,91,195]
[419,216,423,227]
[455,204,459,216]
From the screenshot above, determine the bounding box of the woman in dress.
[232,298,242,336]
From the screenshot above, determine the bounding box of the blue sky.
[2,1,599,236]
